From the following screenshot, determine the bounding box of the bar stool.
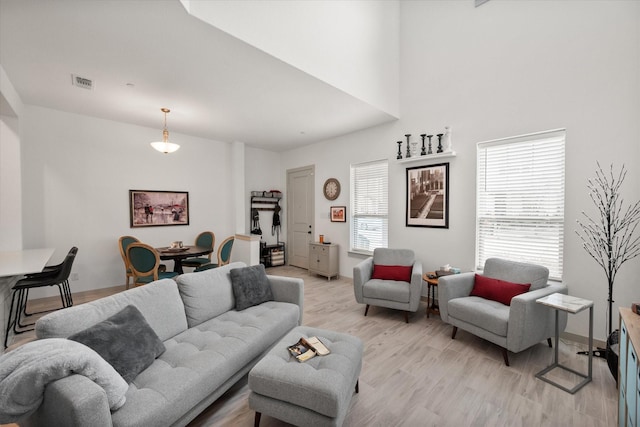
[4,247,77,348]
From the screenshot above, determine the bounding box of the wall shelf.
[396,151,456,164]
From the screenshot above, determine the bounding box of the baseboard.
[561,331,605,349]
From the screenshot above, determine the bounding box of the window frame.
[350,159,389,255]
[476,129,566,281]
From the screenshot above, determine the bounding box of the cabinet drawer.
[627,345,638,424]
[623,321,629,388]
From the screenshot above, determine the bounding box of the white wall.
[245,146,284,246]
[277,0,640,341]
[0,64,24,251]
[20,106,236,296]
[181,0,400,117]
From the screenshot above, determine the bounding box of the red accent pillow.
[470,274,531,306]
[371,264,413,282]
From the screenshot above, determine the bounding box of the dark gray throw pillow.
[230,264,274,311]
[68,305,166,383]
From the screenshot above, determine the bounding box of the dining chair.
[181,231,215,269]
[126,242,179,286]
[118,235,139,289]
[194,236,234,272]
[4,246,78,348]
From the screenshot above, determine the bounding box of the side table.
[422,272,439,318]
[535,293,593,394]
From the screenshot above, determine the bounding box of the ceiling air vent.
[71,74,93,90]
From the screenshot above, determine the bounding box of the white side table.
[535,293,593,394]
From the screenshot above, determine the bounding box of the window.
[350,159,388,253]
[476,129,565,280]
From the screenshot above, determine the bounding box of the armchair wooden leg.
[364,305,370,317]
[502,348,510,366]
[547,337,552,348]
[254,412,261,427]
[451,326,458,339]
[404,312,409,323]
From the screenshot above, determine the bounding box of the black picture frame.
[330,206,346,222]
[406,163,449,228]
[129,190,189,227]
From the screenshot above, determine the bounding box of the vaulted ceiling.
[0,0,397,151]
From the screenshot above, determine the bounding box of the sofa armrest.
[22,375,113,427]
[267,275,304,325]
[508,283,569,352]
[438,272,475,322]
[353,257,373,304]
[408,260,424,312]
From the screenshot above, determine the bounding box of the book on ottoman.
[287,336,330,362]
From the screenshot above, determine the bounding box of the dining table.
[156,245,213,274]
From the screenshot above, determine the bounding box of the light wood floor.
[6,266,618,427]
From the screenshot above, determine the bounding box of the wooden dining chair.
[126,242,179,286]
[181,231,215,269]
[194,236,234,272]
[118,235,139,289]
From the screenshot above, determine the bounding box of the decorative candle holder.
[420,134,426,155]
[427,135,433,154]
[396,141,403,159]
[405,134,411,158]
[436,133,444,153]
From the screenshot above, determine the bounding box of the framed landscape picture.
[330,206,346,222]
[406,163,449,228]
[129,190,189,227]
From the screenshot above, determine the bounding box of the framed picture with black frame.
[330,206,346,222]
[406,163,449,228]
[129,190,189,227]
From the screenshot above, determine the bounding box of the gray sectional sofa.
[23,262,303,427]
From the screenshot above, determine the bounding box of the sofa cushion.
[448,296,510,337]
[36,279,188,342]
[373,248,415,266]
[68,305,166,383]
[362,279,410,303]
[371,264,412,282]
[230,264,273,311]
[470,274,531,306]
[482,257,549,291]
[176,262,246,327]
[110,301,300,427]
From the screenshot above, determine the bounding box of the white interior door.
[287,166,314,269]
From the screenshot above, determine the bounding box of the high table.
[156,245,212,274]
[535,292,593,394]
[0,248,55,278]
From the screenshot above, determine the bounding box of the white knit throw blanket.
[0,338,128,423]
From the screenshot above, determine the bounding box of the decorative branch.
[575,162,640,336]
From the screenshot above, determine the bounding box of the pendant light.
[150,108,180,154]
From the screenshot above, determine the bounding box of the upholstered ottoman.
[248,326,363,427]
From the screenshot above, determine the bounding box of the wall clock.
[323,178,341,201]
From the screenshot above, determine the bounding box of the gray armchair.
[353,248,423,323]
[439,258,568,366]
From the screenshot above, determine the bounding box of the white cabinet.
[619,308,640,427]
[308,243,339,281]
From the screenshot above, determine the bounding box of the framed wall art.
[406,163,449,228]
[330,206,346,222]
[129,190,189,227]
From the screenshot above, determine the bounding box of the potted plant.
[576,163,640,381]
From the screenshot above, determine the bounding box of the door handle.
[308,231,312,234]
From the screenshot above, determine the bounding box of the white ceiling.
[0,0,397,151]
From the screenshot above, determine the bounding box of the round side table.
[422,272,439,318]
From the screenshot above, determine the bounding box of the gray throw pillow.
[68,305,165,383]
[230,264,274,311]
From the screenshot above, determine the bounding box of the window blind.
[476,129,565,280]
[350,159,388,253]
